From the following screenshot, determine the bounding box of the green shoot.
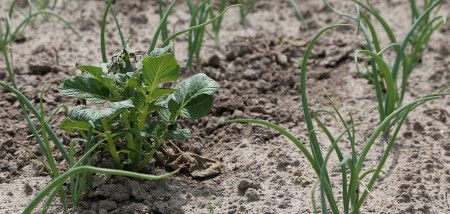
[289,0,309,32]
[221,24,449,214]
[155,0,240,69]
[1,1,87,51]
[0,46,181,213]
[324,0,447,135]
[237,0,259,22]
[59,0,224,172]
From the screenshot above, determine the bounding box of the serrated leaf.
[58,75,110,103]
[142,54,180,90]
[69,100,134,123]
[164,129,191,140]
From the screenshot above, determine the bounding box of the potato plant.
[58,46,219,172]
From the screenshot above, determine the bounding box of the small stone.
[205,117,220,134]
[250,106,266,114]
[242,69,258,80]
[130,14,148,24]
[24,183,33,195]
[276,52,288,65]
[31,144,44,156]
[98,200,118,211]
[245,188,260,202]
[300,176,312,186]
[208,54,221,68]
[413,122,425,133]
[232,110,244,119]
[232,43,253,58]
[237,179,261,195]
[91,174,111,189]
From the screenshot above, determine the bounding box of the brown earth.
[0,0,449,213]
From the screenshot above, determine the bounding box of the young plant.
[323,0,447,133]
[58,47,220,172]
[59,0,226,172]
[207,0,227,47]
[0,47,178,213]
[0,0,86,51]
[236,0,259,22]
[117,0,239,70]
[0,0,225,211]
[288,0,309,32]
[221,25,449,213]
[175,0,237,69]
[236,0,309,32]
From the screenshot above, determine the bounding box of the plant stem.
[137,135,165,171]
[101,119,122,169]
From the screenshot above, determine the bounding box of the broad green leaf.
[164,128,191,140]
[142,54,180,90]
[148,99,167,112]
[151,88,179,102]
[69,100,134,123]
[77,65,115,87]
[58,118,96,133]
[126,77,143,90]
[165,73,220,119]
[135,55,147,74]
[172,73,220,101]
[58,75,110,103]
[149,42,173,57]
[115,73,134,84]
[148,121,166,139]
[131,91,147,110]
[180,94,213,119]
[136,42,173,73]
[77,65,122,96]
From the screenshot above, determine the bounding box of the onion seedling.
[323,0,447,134]
[0,0,86,52]
[237,0,309,32]
[289,0,309,32]
[160,0,239,69]
[237,0,259,22]
[221,24,449,213]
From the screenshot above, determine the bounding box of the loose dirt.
[0,0,449,213]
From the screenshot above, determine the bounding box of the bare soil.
[0,0,449,213]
